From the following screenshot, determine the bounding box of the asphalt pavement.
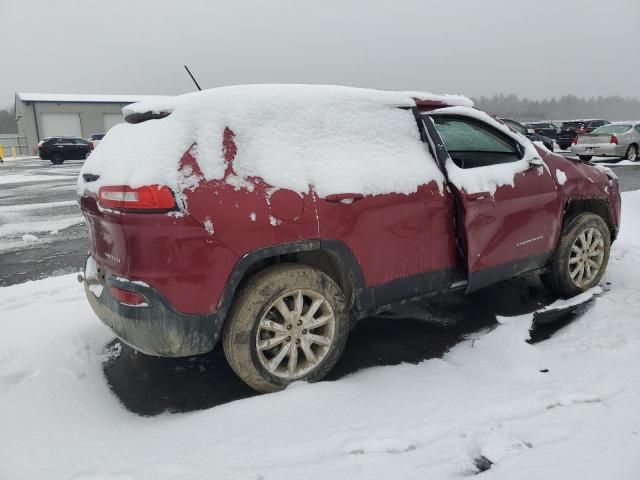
[0,153,636,415]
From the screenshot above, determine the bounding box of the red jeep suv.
[78,85,621,393]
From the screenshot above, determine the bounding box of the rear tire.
[578,155,592,161]
[50,152,64,165]
[624,144,638,162]
[222,264,350,393]
[541,213,610,297]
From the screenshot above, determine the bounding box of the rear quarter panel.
[81,194,239,315]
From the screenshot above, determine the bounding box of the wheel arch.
[563,198,617,240]
[216,240,368,323]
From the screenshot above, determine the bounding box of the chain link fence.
[0,134,29,156]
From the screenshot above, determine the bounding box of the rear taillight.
[98,185,176,211]
[610,135,618,145]
[89,142,95,150]
[110,286,147,307]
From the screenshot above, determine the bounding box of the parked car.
[500,118,554,151]
[77,86,621,393]
[37,136,90,164]
[557,119,610,150]
[88,133,106,153]
[525,121,557,140]
[571,122,640,161]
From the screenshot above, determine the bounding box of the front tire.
[222,264,350,393]
[542,213,611,297]
[624,144,638,162]
[578,155,592,161]
[50,152,64,165]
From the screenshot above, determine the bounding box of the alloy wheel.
[568,227,605,287]
[256,289,335,379]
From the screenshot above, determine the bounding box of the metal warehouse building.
[15,93,167,153]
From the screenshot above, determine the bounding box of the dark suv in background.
[557,119,610,150]
[37,137,90,164]
[525,122,557,140]
[500,118,554,151]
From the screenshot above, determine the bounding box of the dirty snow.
[431,106,542,195]
[80,85,473,198]
[1,191,640,479]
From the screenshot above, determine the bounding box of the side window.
[431,116,522,169]
[635,125,640,135]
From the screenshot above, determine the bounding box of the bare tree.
[0,106,18,134]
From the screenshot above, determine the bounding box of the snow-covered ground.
[1,190,639,479]
[0,157,84,253]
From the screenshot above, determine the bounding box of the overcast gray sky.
[1,0,639,108]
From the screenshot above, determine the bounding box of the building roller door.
[40,113,82,138]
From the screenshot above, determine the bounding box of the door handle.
[467,191,491,201]
[325,193,364,204]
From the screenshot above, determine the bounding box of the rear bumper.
[570,143,627,157]
[84,272,223,357]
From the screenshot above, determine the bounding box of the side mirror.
[529,157,544,168]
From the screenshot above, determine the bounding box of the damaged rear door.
[425,113,563,293]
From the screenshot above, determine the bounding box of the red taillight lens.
[110,286,147,306]
[98,185,175,211]
[610,135,618,145]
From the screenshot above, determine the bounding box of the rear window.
[592,125,632,135]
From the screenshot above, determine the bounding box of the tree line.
[0,107,18,134]
[473,94,640,122]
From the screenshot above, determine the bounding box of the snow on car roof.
[17,93,170,104]
[80,84,472,199]
[122,84,473,119]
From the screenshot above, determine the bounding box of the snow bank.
[430,106,542,195]
[79,85,473,198]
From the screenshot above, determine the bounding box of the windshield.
[592,124,632,135]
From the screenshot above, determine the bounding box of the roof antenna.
[184,65,202,91]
